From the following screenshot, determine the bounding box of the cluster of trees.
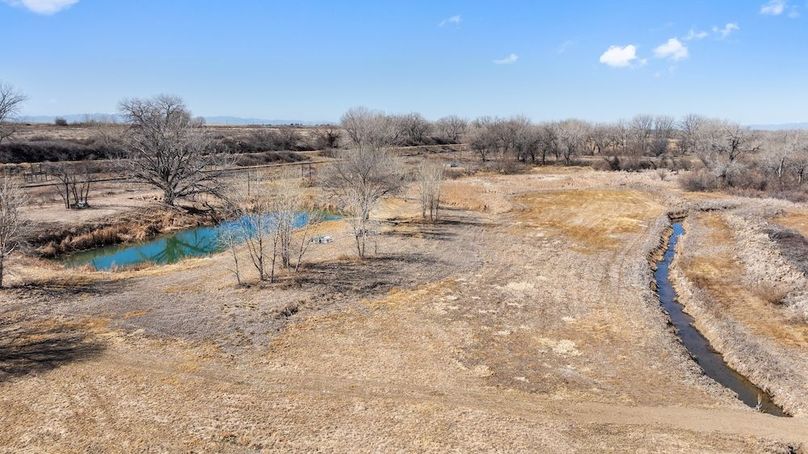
[340,107,467,147]
[221,171,320,285]
[6,81,808,286]
[672,117,808,195]
[466,115,682,165]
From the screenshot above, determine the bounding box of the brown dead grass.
[441,180,502,213]
[514,189,663,251]
[681,212,808,347]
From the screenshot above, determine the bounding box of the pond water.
[655,222,787,417]
[63,212,339,271]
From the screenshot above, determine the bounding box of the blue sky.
[1,0,806,123]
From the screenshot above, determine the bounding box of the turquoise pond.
[62,212,339,271]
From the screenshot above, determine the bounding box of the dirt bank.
[2,169,807,451]
[29,205,216,258]
[671,205,808,416]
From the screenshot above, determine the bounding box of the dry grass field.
[1,165,807,452]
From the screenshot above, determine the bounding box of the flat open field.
[2,167,807,452]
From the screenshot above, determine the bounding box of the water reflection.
[63,212,336,271]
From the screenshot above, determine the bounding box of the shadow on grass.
[10,277,128,300]
[383,212,491,241]
[292,253,441,295]
[0,314,104,382]
[767,228,808,275]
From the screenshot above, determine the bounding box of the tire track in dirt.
[80,350,808,444]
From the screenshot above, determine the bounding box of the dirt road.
[1,169,806,452]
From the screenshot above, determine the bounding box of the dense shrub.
[211,129,317,154]
[231,151,307,166]
[0,140,123,163]
[658,157,693,171]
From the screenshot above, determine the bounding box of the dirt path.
[2,169,806,452]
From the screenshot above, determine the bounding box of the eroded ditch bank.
[654,218,788,417]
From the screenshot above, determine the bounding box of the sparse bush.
[591,159,614,171]
[679,169,721,192]
[417,161,444,221]
[54,117,68,127]
[621,156,656,171]
[725,165,768,191]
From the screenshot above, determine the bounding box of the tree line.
[2,83,808,287]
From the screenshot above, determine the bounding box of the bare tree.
[269,171,302,272]
[218,220,244,286]
[119,95,227,206]
[537,122,559,165]
[239,192,275,282]
[435,115,468,143]
[650,115,675,156]
[313,124,342,150]
[501,116,531,159]
[588,123,615,156]
[759,131,808,188]
[223,170,322,284]
[0,83,26,145]
[556,120,588,165]
[324,138,403,257]
[677,114,704,155]
[629,114,654,155]
[469,117,499,162]
[340,106,395,149]
[418,161,444,221]
[713,122,760,163]
[514,125,544,163]
[47,163,92,209]
[392,112,432,145]
[267,172,323,274]
[696,120,759,170]
[0,177,28,288]
[292,210,322,272]
[790,133,808,186]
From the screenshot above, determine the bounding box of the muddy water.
[655,222,788,417]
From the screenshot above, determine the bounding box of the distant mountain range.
[18,114,327,126]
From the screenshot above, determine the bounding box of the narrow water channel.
[655,222,788,417]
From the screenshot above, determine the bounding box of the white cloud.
[3,0,77,14]
[760,0,787,15]
[439,15,461,27]
[654,38,689,61]
[684,28,709,41]
[599,44,639,68]
[493,53,519,64]
[713,22,740,39]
